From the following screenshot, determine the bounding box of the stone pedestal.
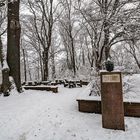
[100,72,125,130]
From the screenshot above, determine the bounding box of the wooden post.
[100,71,125,130]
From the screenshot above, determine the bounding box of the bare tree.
[27,0,57,81]
[21,15,44,81]
[58,0,78,76]
[7,0,22,92]
[75,0,139,71]
[125,40,140,70]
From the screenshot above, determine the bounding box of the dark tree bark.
[103,0,110,61]
[7,0,21,92]
[50,45,56,80]
[22,48,27,82]
[70,33,76,76]
[43,48,49,81]
[104,20,110,60]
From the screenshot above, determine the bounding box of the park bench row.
[22,80,89,93]
[22,79,89,88]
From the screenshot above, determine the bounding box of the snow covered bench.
[77,82,140,117]
[23,86,58,93]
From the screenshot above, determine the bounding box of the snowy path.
[0,86,140,140]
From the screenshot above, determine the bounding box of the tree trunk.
[22,48,27,82]
[82,49,85,66]
[0,36,11,96]
[70,35,76,76]
[43,48,49,81]
[104,22,110,60]
[133,55,140,70]
[51,46,56,80]
[39,55,44,81]
[104,1,110,60]
[7,0,21,92]
[2,68,11,96]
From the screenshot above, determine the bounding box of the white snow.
[123,74,140,102]
[77,74,140,102]
[0,85,140,140]
[76,81,101,101]
[2,60,9,70]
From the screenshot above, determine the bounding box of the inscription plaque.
[102,74,120,83]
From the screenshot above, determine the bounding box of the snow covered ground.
[0,85,140,140]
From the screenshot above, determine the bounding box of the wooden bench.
[55,79,65,85]
[76,81,82,87]
[23,86,58,93]
[63,80,82,88]
[50,82,58,86]
[77,99,140,117]
[41,81,51,85]
[80,81,89,85]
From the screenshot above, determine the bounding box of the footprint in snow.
[67,129,71,133]
[19,133,26,140]
[71,134,76,137]
[53,132,56,136]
